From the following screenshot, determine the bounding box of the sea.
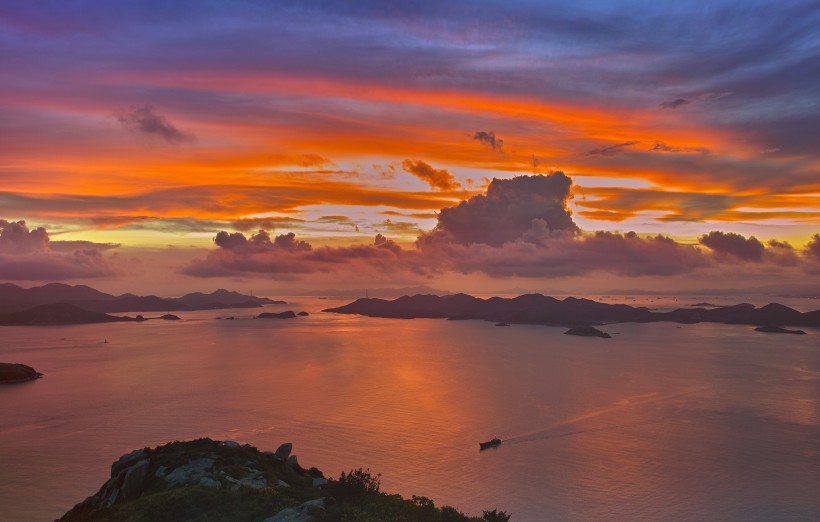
[1,296,818,521]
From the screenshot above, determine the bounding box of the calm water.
[1,297,819,521]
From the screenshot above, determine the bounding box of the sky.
[1,0,819,295]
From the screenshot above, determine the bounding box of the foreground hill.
[0,283,284,314]
[59,438,509,522]
[324,294,820,328]
[0,303,136,326]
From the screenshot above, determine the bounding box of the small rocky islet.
[0,362,42,384]
[59,438,510,522]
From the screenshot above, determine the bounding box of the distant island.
[0,283,285,314]
[0,362,42,384]
[324,294,820,329]
[0,303,137,326]
[754,325,807,335]
[59,438,509,522]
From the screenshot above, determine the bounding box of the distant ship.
[480,438,502,450]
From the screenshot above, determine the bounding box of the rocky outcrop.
[59,438,506,522]
[564,326,611,338]
[297,311,309,317]
[160,314,181,320]
[0,362,43,384]
[59,439,318,521]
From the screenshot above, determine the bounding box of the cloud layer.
[0,220,117,280]
[183,174,819,280]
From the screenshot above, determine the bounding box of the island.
[0,303,137,326]
[59,438,510,522]
[564,326,611,338]
[257,311,298,319]
[324,293,820,329]
[0,283,286,314]
[0,363,43,384]
[754,325,807,335]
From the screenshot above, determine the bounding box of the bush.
[483,509,512,522]
[333,468,382,503]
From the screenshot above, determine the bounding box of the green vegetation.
[60,439,511,522]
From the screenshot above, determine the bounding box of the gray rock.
[120,459,150,499]
[286,455,298,469]
[111,449,147,478]
[225,474,268,490]
[262,498,326,522]
[277,479,290,488]
[222,440,241,448]
[164,457,216,486]
[199,477,221,489]
[312,477,328,488]
[274,442,292,460]
[154,466,167,478]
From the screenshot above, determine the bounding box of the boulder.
[263,498,326,522]
[286,455,299,469]
[274,442,293,460]
[297,311,309,317]
[312,477,328,487]
[164,457,216,487]
[221,440,240,448]
[199,477,221,489]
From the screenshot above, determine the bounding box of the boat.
[479,437,502,450]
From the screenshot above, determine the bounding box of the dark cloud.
[586,140,641,156]
[401,160,461,191]
[0,220,116,280]
[806,234,820,260]
[473,131,504,152]
[699,231,765,261]
[659,98,690,109]
[425,230,709,278]
[423,172,577,247]
[183,230,413,277]
[116,105,195,144]
[232,217,305,232]
[378,219,421,235]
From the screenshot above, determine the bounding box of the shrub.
[483,509,512,522]
[333,468,382,503]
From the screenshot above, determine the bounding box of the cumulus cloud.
[183,230,414,277]
[698,231,765,261]
[182,174,816,281]
[473,131,504,152]
[423,172,577,247]
[117,105,195,143]
[401,160,461,191]
[0,220,117,280]
[660,98,690,109]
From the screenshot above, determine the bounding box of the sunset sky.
[1,1,819,294]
